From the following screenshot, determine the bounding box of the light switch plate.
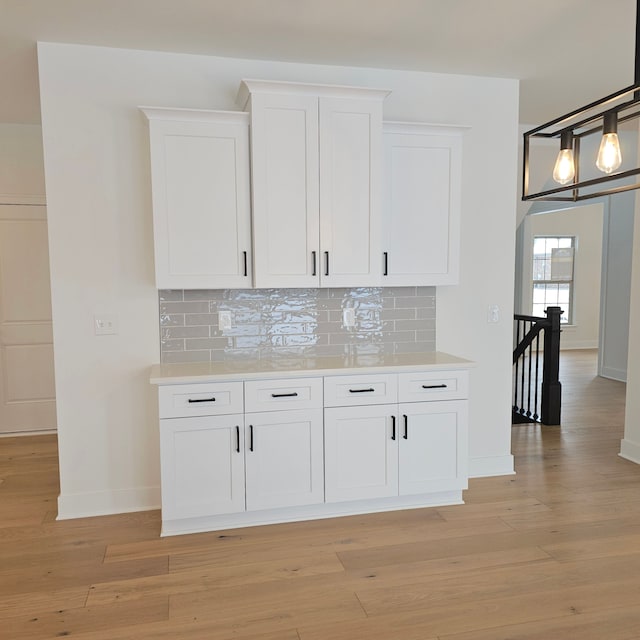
[94,314,118,335]
[343,307,356,328]
[487,304,500,323]
[219,311,232,331]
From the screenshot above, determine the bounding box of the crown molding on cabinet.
[236,78,391,110]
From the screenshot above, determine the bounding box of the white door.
[249,92,320,288]
[0,204,56,435]
[398,401,468,495]
[144,109,252,289]
[245,408,324,511]
[382,124,463,286]
[160,415,245,520]
[319,97,383,287]
[324,404,398,502]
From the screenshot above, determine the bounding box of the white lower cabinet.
[325,400,467,504]
[245,409,324,511]
[324,405,398,502]
[155,364,470,536]
[160,414,245,521]
[398,401,468,495]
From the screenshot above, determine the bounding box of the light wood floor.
[2,349,638,639]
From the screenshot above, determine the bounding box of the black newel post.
[541,306,562,425]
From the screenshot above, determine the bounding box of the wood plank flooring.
[2,349,638,639]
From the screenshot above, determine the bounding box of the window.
[532,236,574,323]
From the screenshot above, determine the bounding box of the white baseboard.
[0,193,46,206]
[560,341,598,350]
[469,454,515,478]
[57,486,160,520]
[0,429,56,438]
[619,439,640,465]
[600,366,627,382]
[161,490,464,537]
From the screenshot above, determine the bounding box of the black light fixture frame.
[522,0,640,202]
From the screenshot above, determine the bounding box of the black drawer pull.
[324,251,329,276]
[391,415,396,441]
[422,384,448,389]
[235,425,240,453]
[403,414,408,440]
[249,425,254,452]
[243,251,248,276]
[271,392,299,398]
[312,251,317,276]
[383,251,388,276]
[188,397,216,403]
[349,388,375,394]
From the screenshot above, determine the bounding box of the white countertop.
[150,351,473,385]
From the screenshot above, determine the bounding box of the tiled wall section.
[159,287,436,363]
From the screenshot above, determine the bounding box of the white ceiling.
[1,0,636,125]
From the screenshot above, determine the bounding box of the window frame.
[531,235,575,325]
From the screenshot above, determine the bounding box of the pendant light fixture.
[523,0,640,202]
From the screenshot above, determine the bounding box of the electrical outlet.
[487,304,500,324]
[94,314,118,335]
[219,311,232,331]
[343,307,356,328]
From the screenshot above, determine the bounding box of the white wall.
[599,193,634,381]
[621,188,640,463]
[0,123,45,202]
[38,42,519,518]
[520,204,603,350]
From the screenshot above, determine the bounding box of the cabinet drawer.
[398,370,468,402]
[324,374,397,407]
[245,377,323,413]
[158,381,243,419]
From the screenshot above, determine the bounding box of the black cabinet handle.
[271,392,298,398]
[391,415,396,441]
[188,397,216,403]
[383,252,388,276]
[243,251,248,277]
[235,425,240,453]
[403,414,408,440]
[324,251,329,276]
[312,251,317,276]
[349,388,375,394]
[249,425,254,452]
[422,384,448,389]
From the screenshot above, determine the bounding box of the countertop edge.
[150,352,476,385]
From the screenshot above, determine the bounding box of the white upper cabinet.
[238,80,389,288]
[245,91,319,288]
[142,108,252,289]
[382,122,464,286]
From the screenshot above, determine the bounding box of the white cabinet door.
[249,92,320,288]
[143,108,252,289]
[242,81,388,288]
[324,404,398,502]
[319,97,383,287]
[382,123,463,286]
[160,415,245,520]
[398,400,468,495]
[245,408,324,511]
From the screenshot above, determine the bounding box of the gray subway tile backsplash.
[159,287,436,364]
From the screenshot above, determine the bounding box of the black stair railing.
[513,306,562,425]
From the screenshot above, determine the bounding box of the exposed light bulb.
[596,133,622,174]
[596,112,622,174]
[553,130,575,185]
[553,149,575,184]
